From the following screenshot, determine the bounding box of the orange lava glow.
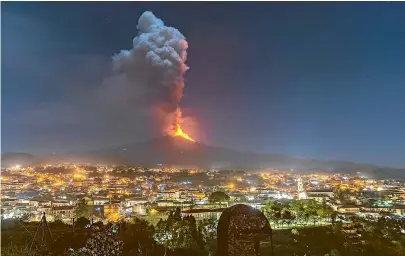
[173,124,195,141]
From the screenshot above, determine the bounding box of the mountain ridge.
[2,136,404,179]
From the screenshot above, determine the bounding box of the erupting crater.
[173,124,195,142]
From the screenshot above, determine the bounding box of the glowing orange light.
[173,124,195,141]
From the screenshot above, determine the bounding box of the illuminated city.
[2,2,405,256]
[2,163,405,224]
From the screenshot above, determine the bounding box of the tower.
[297,176,307,200]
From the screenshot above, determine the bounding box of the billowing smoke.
[112,11,189,135]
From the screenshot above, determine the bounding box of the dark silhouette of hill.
[89,136,405,178]
[90,135,298,169]
[1,152,37,167]
[2,136,404,178]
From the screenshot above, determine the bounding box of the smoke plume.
[112,11,189,135]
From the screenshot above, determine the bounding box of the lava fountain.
[168,108,195,141]
[173,123,195,141]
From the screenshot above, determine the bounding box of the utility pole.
[30,212,53,250]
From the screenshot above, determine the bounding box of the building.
[252,187,280,198]
[133,204,147,216]
[52,200,71,207]
[51,206,75,219]
[104,201,121,220]
[307,189,334,202]
[156,200,193,209]
[394,205,405,215]
[93,198,110,206]
[2,198,19,207]
[181,208,225,220]
[29,200,40,207]
[157,191,178,200]
[194,202,229,209]
[307,189,334,198]
[179,189,205,201]
[157,200,175,208]
[124,197,149,207]
[337,203,405,216]
[337,205,361,214]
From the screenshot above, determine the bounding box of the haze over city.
[2,2,405,168]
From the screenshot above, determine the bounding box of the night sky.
[2,2,405,167]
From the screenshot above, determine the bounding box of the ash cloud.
[2,11,190,153]
[112,11,189,135]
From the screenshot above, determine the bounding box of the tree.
[76,217,90,229]
[325,248,341,256]
[75,199,91,219]
[18,212,34,223]
[78,225,123,256]
[262,200,283,227]
[290,200,306,226]
[179,215,200,250]
[154,213,200,255]
[208,191,230,206]
[314,199,332,223]
[331,211,338,225]
[332,216,405,256]
[281,209,295,227]
[289,199,324,226]
[154,219,172,256]
[305,200,319,223]
[198,219,217,254]
[172,207,182,221]
[120,218,156,256]
[334,187,350,203]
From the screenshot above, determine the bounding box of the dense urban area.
[2,163,405,255]
[3,0,405,255]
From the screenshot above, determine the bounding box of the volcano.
[91,136,405,175]
[90,136,325,169]
[92,136,226,168]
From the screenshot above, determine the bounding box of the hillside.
[90,136,405,178]
[2,137,404,178]
[1,152,37,167]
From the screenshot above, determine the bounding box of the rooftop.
[182,208,225,214]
